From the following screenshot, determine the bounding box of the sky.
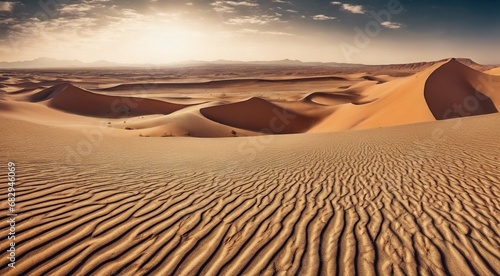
[0,0,499,65]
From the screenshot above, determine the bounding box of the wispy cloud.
[0,1,17,12]
[226,15,280,25]
[226,1,258,7]
[60,3,104,16]
[381,21,403,29]
[0,17,15,24]
[331,1,366,14]
[240,28,293,36]
[312,14,336,21]
[211,1,258,13]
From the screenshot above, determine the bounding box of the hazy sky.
[0,0,499,64]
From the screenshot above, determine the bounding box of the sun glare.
[118,17,210,63]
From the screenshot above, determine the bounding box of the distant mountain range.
[0,57,361,69]
[0,57,496,69]
[0,57,124,69]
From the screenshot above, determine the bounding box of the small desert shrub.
[161,131,174,137]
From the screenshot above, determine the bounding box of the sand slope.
[485,67,500,75]
[425,59,499,119]
[0,113,499,275]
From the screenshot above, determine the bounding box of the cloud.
[341,4,365,14]
[57,1,116,17]
[225,1,258,7]
[0,1,16,12]
[212,4,235,13]
[272,0,292,4]
[312,14,336,21]
[0,18,15,24]
[331,2,366,14]
[240,28,293,36]
[226,15,280,25]
[1,6,193,61]
[60,4,97,15]
[211,0,258,13]
[381,21,403,29]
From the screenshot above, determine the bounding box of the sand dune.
[424,59,499,119]
[3,80,64,89]
[98,76,350,92]
[310,59,500,132]
[200,97,320,134]
[309,61,439,132]
[30,83,188,117]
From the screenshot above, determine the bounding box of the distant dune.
[97,76,350,92]
[30,83,188,117]
[1,58,498,137]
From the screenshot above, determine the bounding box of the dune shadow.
[424,60,498,120]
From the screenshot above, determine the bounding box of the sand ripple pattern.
[1,133,500,276]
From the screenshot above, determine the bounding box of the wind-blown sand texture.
[0,58,499,275]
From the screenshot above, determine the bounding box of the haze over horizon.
[0,0,499,65]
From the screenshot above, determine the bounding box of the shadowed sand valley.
[0,58,499,275]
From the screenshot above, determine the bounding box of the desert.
[0,57,499,275]
[1,0,500,275]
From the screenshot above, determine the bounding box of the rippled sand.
[0,113,499,275]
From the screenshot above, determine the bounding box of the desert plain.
[0,58,499,275]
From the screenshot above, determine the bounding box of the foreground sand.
[0,112,499,275]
